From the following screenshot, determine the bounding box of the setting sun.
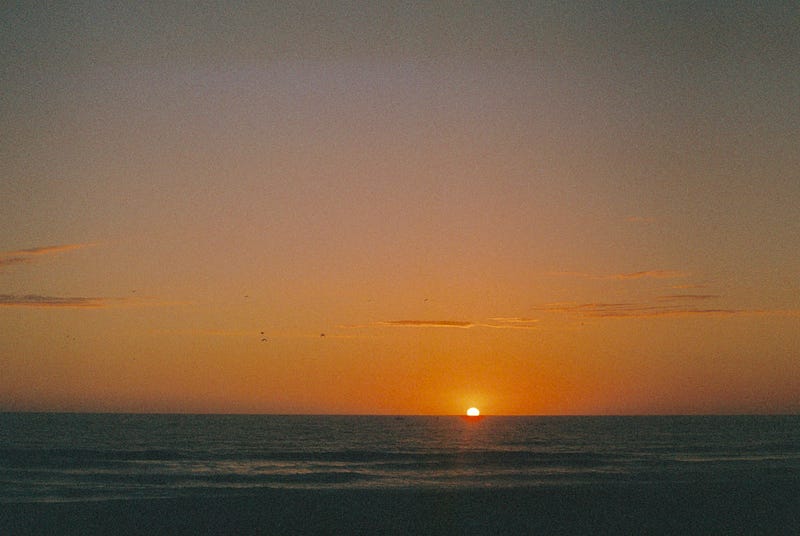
[466,407,480,417]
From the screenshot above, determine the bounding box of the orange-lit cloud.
[0,294,107,308]
[378,320,474,328]
[346,318,541,330]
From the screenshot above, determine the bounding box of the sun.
[466,407,480,417]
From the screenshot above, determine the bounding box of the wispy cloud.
[0,244,117,308]
[342,318,541,330]
[0,243,95,270]
[4,244,94,256]
[378,320,474,328]
[0,294,178,309]
[657,294,720,301]
[484,317,540,329]
[612,270,687,280]
[625,216,656,223]
[535,301,732,318]
[344,303,799,331]
[0,294,108,308]
[546,269,688,281]
[670,284,708,290]
[534,301,798,319]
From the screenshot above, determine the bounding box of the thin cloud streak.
[612,270,687,280]
[0,244,118,308]
[483,317,540,330]
[378,320,474,328]
[535,301,799,319]
[4,244,94,256]
[0,294,178,309]
[343,318,541,330]
[657,294,720,301]
[0,294,107,308]
[0,243,96,270]
[546,270,688,280]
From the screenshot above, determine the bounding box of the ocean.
[1,414,799,534]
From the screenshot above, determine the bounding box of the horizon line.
[2,411,797,417]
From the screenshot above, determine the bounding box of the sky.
[1,1,799,415]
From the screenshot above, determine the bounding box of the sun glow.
[466,407,480,417]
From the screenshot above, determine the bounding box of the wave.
[0,445,613,473]
[2,415,799,502]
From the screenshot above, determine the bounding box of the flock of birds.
[253,296,433,343]
[247,293,330,342]
[259,331,325,342]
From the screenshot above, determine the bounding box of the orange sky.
[2,2,799,414]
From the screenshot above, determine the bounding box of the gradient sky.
[2,1,799,414]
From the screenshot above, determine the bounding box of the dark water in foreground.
[2,414,799,503]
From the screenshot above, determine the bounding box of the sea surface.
[1,414,799,504]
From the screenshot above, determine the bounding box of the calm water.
[1,414,799,503]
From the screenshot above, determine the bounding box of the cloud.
[534,301,798,319]
[0,294,182,309]
[536,302,638,316]
[625,216,656,223]
[378,320,474,328]
[0,243,95,271]
[536,301,729,318]
[657,294,720,301]
[342,318,542,331]
[546,270,688,280]
[0,294,107,308]
[4,244,94,256]
[0,245,123,309]
[593,307,741,319]
[612,270,687,280]
[484,317,540,329]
